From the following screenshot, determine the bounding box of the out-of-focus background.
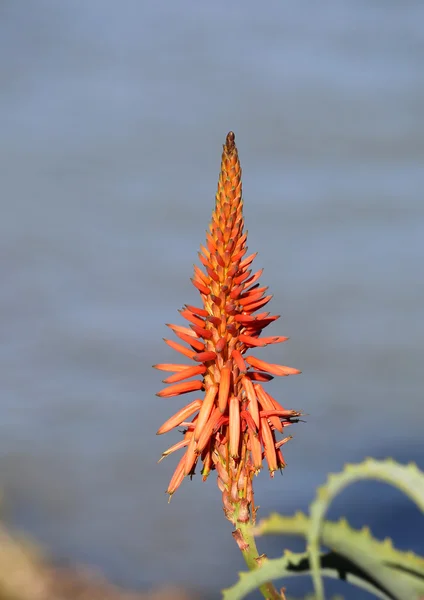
[1,1,423,598]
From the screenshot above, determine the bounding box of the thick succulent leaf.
[222,550,324,600]
[256,512,424,600]
[306,459,424,600]
[222,548,361,600]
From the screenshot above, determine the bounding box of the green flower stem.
[237,520,283,600]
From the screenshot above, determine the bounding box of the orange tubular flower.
[155,132,301,514]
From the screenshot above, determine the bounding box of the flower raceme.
[154,132,301,500]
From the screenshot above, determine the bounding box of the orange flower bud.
[229,396,240,458]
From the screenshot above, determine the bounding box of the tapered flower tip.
[226,131,235,148]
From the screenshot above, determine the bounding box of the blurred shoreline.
[0,520,201,600]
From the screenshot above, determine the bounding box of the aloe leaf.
[256,512,424,599]
[306,459,424,600]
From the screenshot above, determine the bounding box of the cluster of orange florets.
[154,132,301,498]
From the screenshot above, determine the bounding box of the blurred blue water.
[1,1,423,598]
